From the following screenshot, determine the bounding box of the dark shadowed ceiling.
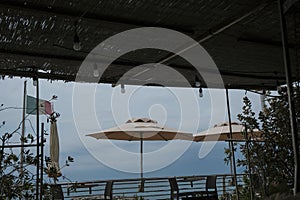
[0,0,300,89]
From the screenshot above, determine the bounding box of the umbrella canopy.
[87,118,193,141]
[87,118,193,181]
[48,117,61,178]
[193,122,262,142]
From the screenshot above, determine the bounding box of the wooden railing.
[51,173,246,199]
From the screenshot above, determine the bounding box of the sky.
[0,77,262,183]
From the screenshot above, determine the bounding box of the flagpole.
[20,80,27,178]
[35,74,40,200]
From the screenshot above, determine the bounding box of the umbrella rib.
[129,135,133,141]
[98,132,114,139]
[158,132,168,141]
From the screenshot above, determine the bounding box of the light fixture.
[73,32,81,51]
[93,63,99,77]
[121,84,125,94]
[195,75,203,97]
[73,21,82,51]
[33,78,37,86]
[199,87,203,98]
[195,75,201,87]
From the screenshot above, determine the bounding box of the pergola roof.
[0,0,300,89]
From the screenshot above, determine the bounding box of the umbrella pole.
[139,135,145,192]
[140,136,143,180]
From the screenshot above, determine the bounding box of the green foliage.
[233,85,300,198]
[0,116,74,199]
[0,132,36,199]
[0,101,74,199]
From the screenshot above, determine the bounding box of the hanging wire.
[26,119,36,136]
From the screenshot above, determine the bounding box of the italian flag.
[26,95,53,115]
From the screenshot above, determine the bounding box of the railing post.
[223,176,226,196]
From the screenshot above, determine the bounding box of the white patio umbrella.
[193,122,262,142]
[87,118,193,180]
[194,121,262,197]
[48,117,61,178]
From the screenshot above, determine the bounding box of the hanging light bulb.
[195,75,201,87]
[199,87,203,98]
[33,78,37,86]
[73,21,81,51]
[93,63,99,77]
[121,84,125,94]
[73,32,81,51]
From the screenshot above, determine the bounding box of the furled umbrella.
[47,114,62,178]
[87,118,193,181]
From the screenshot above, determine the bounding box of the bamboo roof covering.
[0,0,300,89]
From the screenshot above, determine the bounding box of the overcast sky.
[0,78,262,183]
